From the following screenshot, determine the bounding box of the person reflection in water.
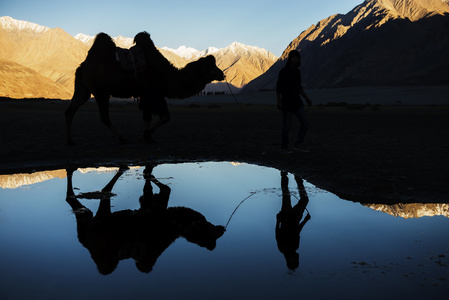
[65,165,225,275]
[276,171,311,270]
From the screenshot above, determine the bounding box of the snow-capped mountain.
[162,43,274,62]
[218,42,274,58]
[0,16,49,34]
[161,45,203,60]
[199,47,220,57]
[74,33,134,49]
[114,35,134,49]
[74,33,94,45]
[161,45,221,60]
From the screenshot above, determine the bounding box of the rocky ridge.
[243,0,449,91]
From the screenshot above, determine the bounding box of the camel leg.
[65,168,92,216]
[101,166,129,193]
[65,85,91,146]
[94,166,128,219]
[95,95,127,143]
[149,114,170,134]
[139,94,170,142]
[141,107,154,142]
[142,113,170,142]
[66,168,76,199]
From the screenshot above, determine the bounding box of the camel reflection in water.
[276,171,311,270]
[65,165,225,275]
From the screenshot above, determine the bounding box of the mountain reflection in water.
[1,166,447,219]
[0,162,448,300]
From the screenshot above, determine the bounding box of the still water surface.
[0,162,448,300]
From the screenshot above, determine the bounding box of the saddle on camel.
[115,46,147,72]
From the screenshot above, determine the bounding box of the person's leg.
[280,171,293,211]
[292,176,309,215]
[281,111,293,149]
[293,106,309,147]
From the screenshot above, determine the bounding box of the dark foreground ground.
[0,98,447,204]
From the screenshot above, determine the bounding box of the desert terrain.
[0,87,448,204]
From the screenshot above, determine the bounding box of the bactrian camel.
[65,31,224,144]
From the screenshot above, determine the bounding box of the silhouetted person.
[65,165,225,275]
[276,50,312,154]
[276,171,311,270]
[139,165,170,212]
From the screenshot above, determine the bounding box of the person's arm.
[297,213,311,232]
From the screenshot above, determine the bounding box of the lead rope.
[225,78,244,109]
[225,192,256,229]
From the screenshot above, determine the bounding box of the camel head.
[181,222,225,251]
[193,55,224,83]
[169,207,225,250]
[165,55,225,99]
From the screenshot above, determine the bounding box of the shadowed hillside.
[0,58,72,99]
[243,0,449,91]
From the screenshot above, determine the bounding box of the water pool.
[0,162,448,299]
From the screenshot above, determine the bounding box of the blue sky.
[1,0,363,56]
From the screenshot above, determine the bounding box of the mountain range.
[0,18,87,99]
[2,0,448,99]
[243,0,449,92]
[72,34,278,91]
[161,45,219,60]
[0,16,277,99]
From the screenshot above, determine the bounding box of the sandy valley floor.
[0,88,448,204]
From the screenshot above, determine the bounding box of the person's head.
[285,251,299,270]
[286,50,301,68]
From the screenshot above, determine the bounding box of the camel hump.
[89,33,115,54]
[115,45,147,72]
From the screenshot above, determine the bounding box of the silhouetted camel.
[65,165,225,275]
[65,32,224,144]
